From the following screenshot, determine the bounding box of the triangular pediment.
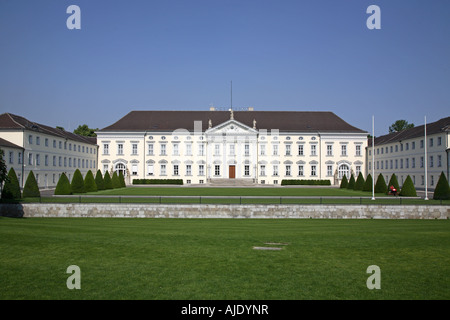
[206,119,257,135]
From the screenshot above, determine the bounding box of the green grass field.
[1,217,449,300]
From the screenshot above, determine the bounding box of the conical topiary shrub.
[103,171,113,190]
[433,172,450,200]
[1,167,21,199]
[363,174,373,192]
[387,174,400,194]
[347,175,355,190]
[84,170,97,193]
[71,169,85,193]
[374,173,387,194]
[399,175,417,197]
[119,171,126,188]
[111,171,121,189]
[340,175,348,188]
[95,170,105,191]
[354,172,365,191]
[54,173,72,195]
[23,171,40,198]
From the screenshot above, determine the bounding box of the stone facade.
[1,203,448,219]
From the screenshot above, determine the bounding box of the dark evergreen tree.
[433,172,450,200]
[374,173,387,194]
[103,171,113,190]
[347,175,356,190]
[95,170,105,191]
[354,172,365,191]
[111,171,121,189]
[54,173,72,195]
[119,171,126,188]
[340,175,348,188]
[363,174,373,192]
[387,174,400,194]
[1,167,21,199]
[23,171,40,198]
[84,170,97,193]
[71,169,85,193]
[399,175,417,197]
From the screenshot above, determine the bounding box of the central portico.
[205,117,258,182]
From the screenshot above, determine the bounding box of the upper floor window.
[341,145,347,156]
[355,145,361,156]
[326,145,333,156]
[28,135,33,144]
[117,144,123,155]
[103,144,109,155]
[311,144,316,156]
[132,144,138,155]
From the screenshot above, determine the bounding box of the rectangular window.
[356,145,361,156]
[59,156,62,167]
[69,158,72,167]
[230,144,235,156]
[132,165,138,175]
[260,144,266,156]
[117,144,123,155]
[273,145,278,156]
[273,165,278,176]
[390,159,393,169]
[412,157,415,168]
[438,155,442,167]
[395,159,398,169]
[298,165,304,176]
[400,159,403,169]
[406,158,409,168]
[215,144,220,156]
[260,165,266,176]
[45,155,48,166]
[18,152,22,164]
[9,151,13,164]
[173,165,179,176]
[437,137,442,146]
[430,156,434,167]
[245,165,250,176]
[148,144,153,155]
[356,166,361,177]
[103,144,109,155]
[161,164,166,175]
[199,165,204,176]
[36,137,40,145]
[285,144,291,156]
[28,135,33,144]
[173,144,179,156]
[132,144,138,155]
[431,175,434,186]
[311,144,317,156]
[285,165,291,176]
[28,153,33,165]
[327,165,332,176]
[327,145,333,156]
[161,144,166,156]
[341,145,347,156]
[214,165,220,176]
[103,164,109,174]
[186,144,192,156]
[45,138,49,147]
[186,165,192,175]
[405,142,409,150]
[245,144,250,156]
[311,165,317,176]
[420,140,424,148]
[298,145,304,156]
[420,156,424,168]
[147,164,154,176]
[59,141,62,149]
[199,144,204,156]
[412,141,415,149]
[429,138,433,147]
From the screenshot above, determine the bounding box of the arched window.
[115,163,126,176]
[338,164,350,179]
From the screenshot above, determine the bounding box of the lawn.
[1,217,449,300]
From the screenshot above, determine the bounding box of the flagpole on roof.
[372,115,375,200]
[424,116,428,200]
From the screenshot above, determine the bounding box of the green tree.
[54,173,72,195]
[1,167,21,200]
[119,171,126,188]
[354,172,365,191]
[363,174,373,192]
[374,173,387,193]
[71,169,86,193]
[433,172,450,200]
[111,171,121,189]
[23,171,40,198]
[389,120,414,133]
[84,170,98,193]
[387,174,400,194]
[347,175,356,190]
[74,124,98,137]
[103,171,113,190]
[340,175,348,188]
[399,175,417,197]
[0,149,8,193]
[95,170,105,191]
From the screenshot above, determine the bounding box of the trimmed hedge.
[104,171,113,190]
[1,168,21,199]
[347,175,355,190]
[374,173,387,193]
[95,170,105,191]
[84,170,98,193]
[387,174,400,194]
[354,173,365,191]
[363,174,373,192]
[111,172,121,189]
[433,172,450,200]
[340,175,348,188]
[23,171,40,198]
[281,179,331,186]
[71,169,85,193]
[54,173,72,195]
[399,175,417,197]
[132,179,184,185]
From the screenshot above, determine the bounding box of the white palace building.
[96,109,368,186]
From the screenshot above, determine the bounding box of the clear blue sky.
[1,0,449,136]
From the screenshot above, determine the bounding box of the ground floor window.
[244,165,250,176]
[215,165,220,176]
[338,164,350,179]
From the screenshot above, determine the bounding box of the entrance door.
[229,165,236,179]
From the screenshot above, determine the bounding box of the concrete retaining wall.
[1,203,449,219]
